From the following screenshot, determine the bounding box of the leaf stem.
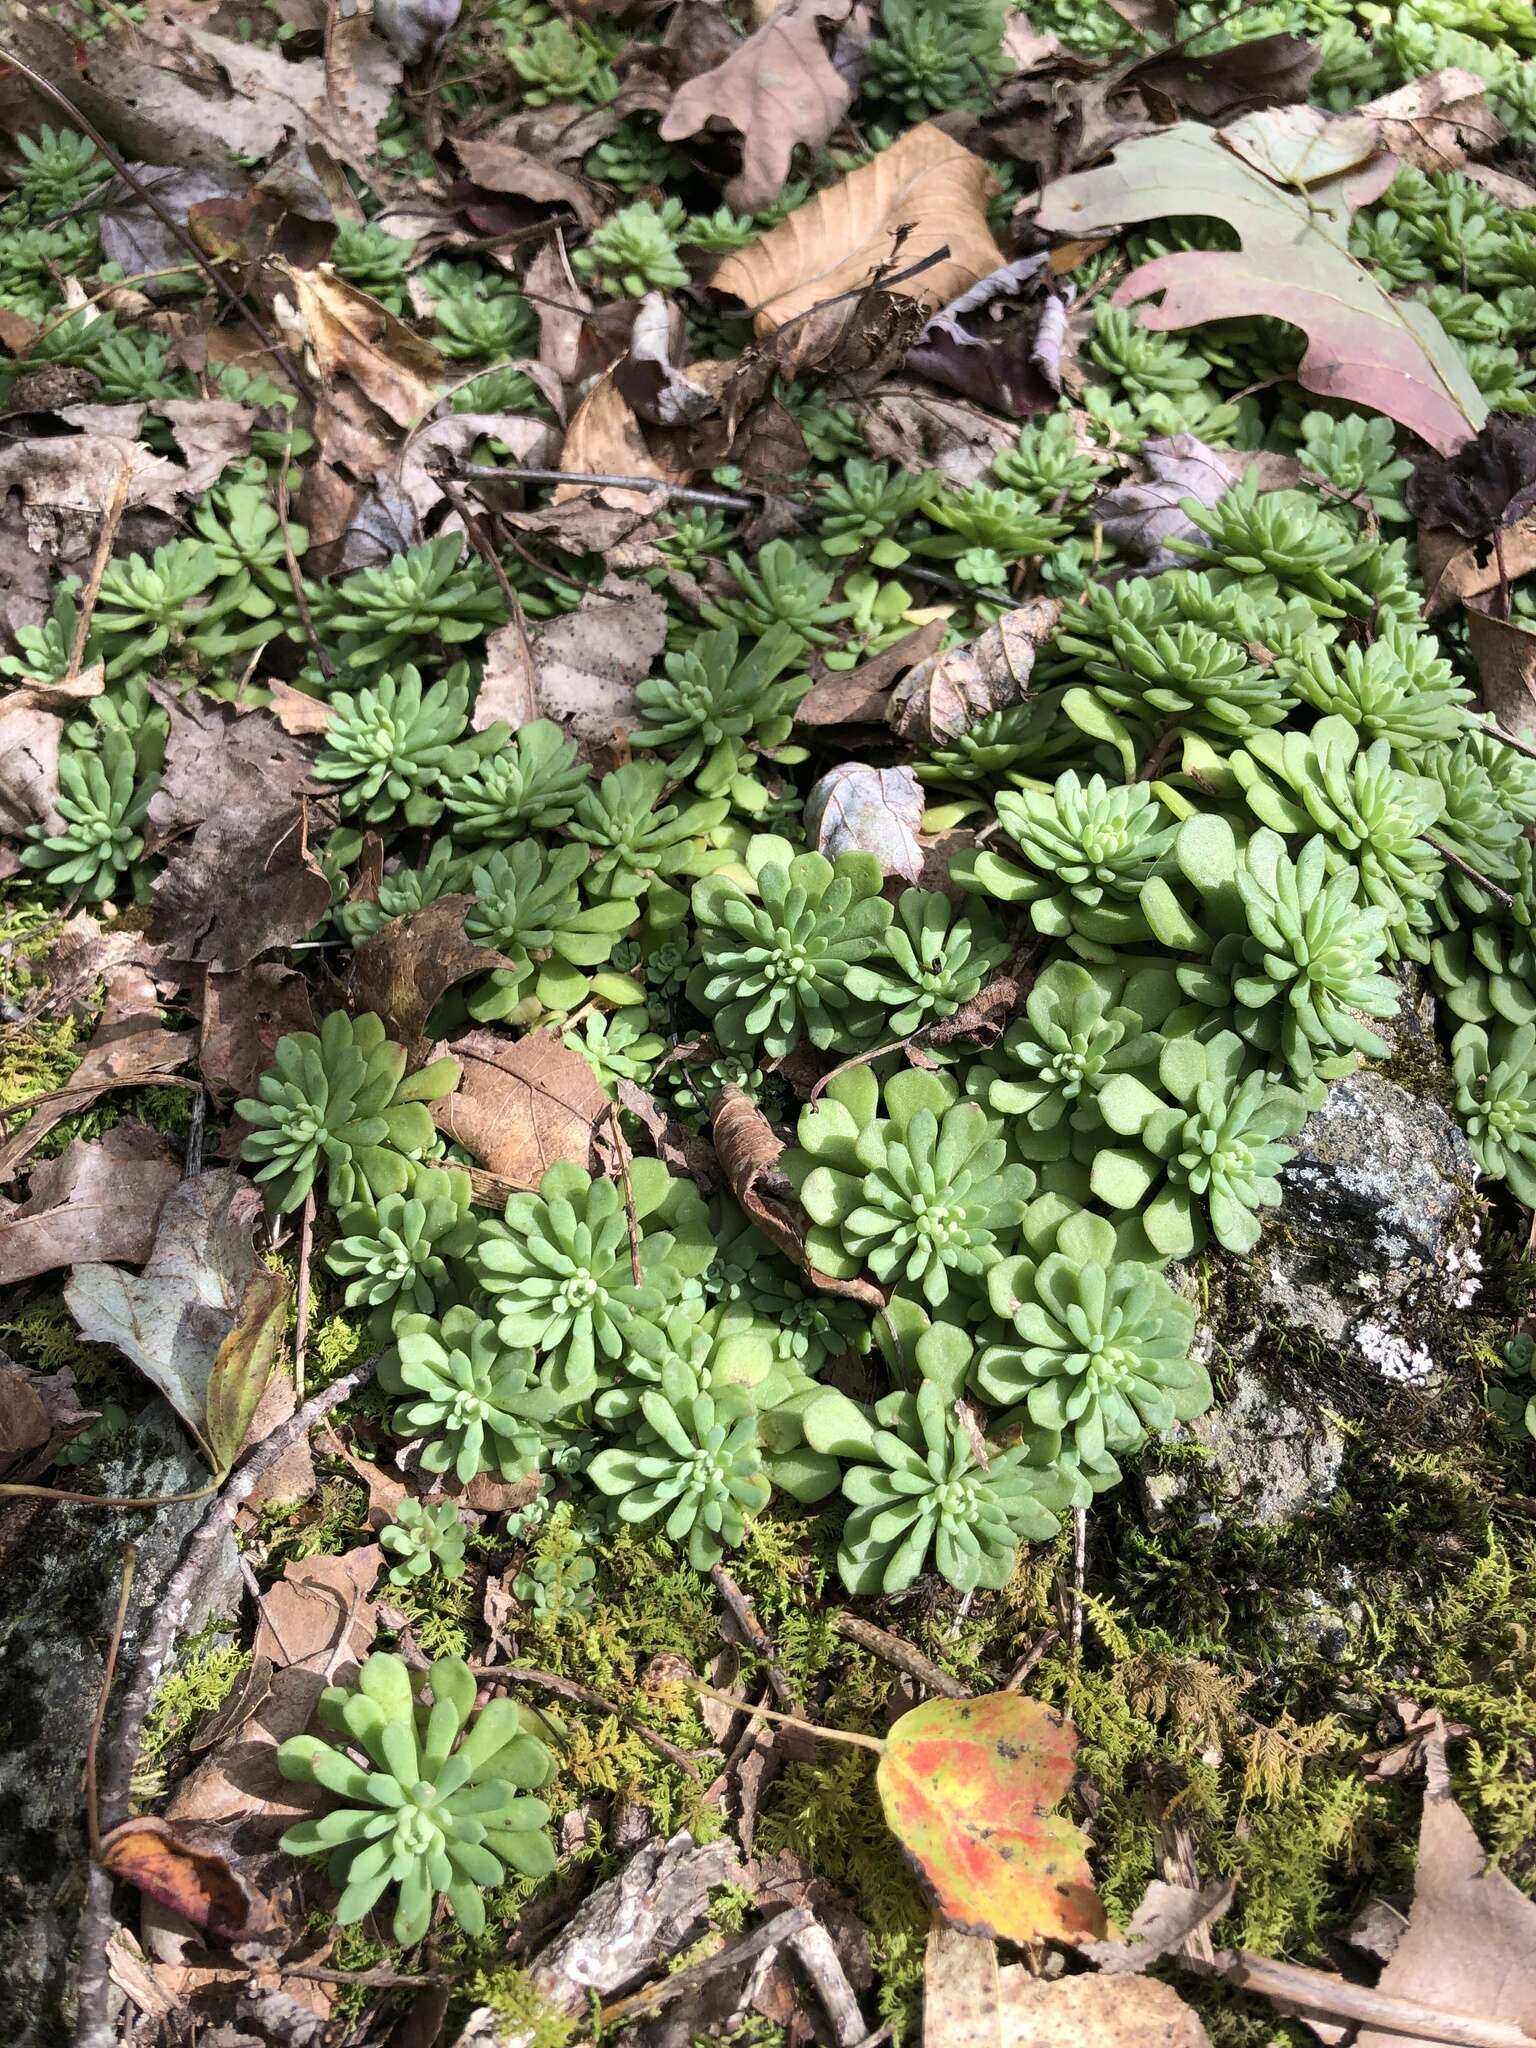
[687,1682,887,1754]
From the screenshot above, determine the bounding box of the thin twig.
[276,443,332,681]
[67,460,131,683]
[1070,1507,1087,1654]
[0,47,315,404]
[607,1103,644,1286]
[0,1476,222,1507]
[84,1545,137,1861]
[1005,1626,1061,1691]
[1195,1949,1536,2048]
[470,1664,707,1773]
[593,1906,815,2032]
[809,1031,921,1102]
[832,1612,968,1700]
[457,464,758,514]
[285,1963,452,1988]
[687,1684,886,1755]
[72,1355,380,2048]
[711,1561,800,1713]
[292,1189,316,1404]
[1426,835,1516,909]
[1477,716,1536,764]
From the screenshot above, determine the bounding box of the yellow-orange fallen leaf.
[712,124,1003,339]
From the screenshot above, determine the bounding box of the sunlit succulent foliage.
[326,538,507,669]
[590,1356,770,1568]
[1087,304,1209,398]
[313,666,474,825]
[277,1653,555,1943]
[326,1168,477,1328]
[977,1208,1209,1463]
[845,888,1008,1038]
[440,717,588,844]
[979,957,1173,1141]
[786,1067,1035,1307]
[570,763,729,921]
[865,0,1009,118]
[93,541,218,677]
[237,1012,459,1213]
[464,840,636,1018]
[629,623,809,801]
[381,1498,467,1585]
[334,839,473,943]
[817,458,936,567]
[21,732,155,902]
[475,1159,711,1395]
[1453,1020,1536,1206]
[508,19,617,104]
[689,836,893,1057]
[1284,623,1473,752]
[382,1304,565,1484]
[15,126,110,215]
[433,288,539,361]
[1172,472,1375,614]
[574,199,688,295]
[1296,411,1414,522]
[704,541,850,647]
[332,220,416,312]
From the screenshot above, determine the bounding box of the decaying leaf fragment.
[660,0,861,215]
[98,1817,283,1948]
[1037,122,1485,454]
[713,124,1003,339]
[0,1124,180,1285]
[806,762,925,882]
[431,1029,605,1190]
[891,597,1061,743]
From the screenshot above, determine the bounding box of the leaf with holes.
[876,1693,1105,1945]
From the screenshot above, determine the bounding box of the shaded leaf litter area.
[3,0,1536,2046]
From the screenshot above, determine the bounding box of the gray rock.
[1143,1365,1345,1528]
[0,1400,240,2048]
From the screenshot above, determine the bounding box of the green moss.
[134,1627,250,1797]
[456,1966,577,2048]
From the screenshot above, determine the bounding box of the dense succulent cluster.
[13,0,1536,1973]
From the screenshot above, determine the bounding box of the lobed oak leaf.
[1037,122,1485,455]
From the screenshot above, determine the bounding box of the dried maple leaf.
[430,1028,605,1188]
[1037,121,1485,455]
[712,124,1003,340]
[660,0,860,215]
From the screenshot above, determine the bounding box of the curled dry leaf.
[876,1693,1105,1947]
[711,1085,888,1308]
[1037,121,1485,456]
[891,597,1061,743]
[1083,1876,1239,1975]
[64,1170,289,1476]
[0,1360,96,1479]
[805,761,925,882]
[861,382,1017,486]
[399,406,562,526]
[1354,66,1503,172]
[712,123,1003,338]
[797,619,949,727]
[431,1028,605,1189]
[98,1818,284,1948]
[146,686,319,844]
[168,1546,382,1844]
[1467,605,1536,741]
[282,262,445,433]
[556,371,676,511]
[0,700,64,838]
[0,1123,181,1286]
[453,129,600,225]
[660,0,860,215]
[346,894,514,1046]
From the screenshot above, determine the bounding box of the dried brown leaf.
[994,1971,1212,2048]
[1467,604,1536,740]
[347,895,513,1046]
[528,573,670,739]
[798,621,948,726]
[431,1029,604,1187]
[199,964,316,1100]
[169,1547,381,1844]
[1355,66,1502,172]
[0,699,64,836]
[399,406,562,525]
[146,689,318,844]
[891,598,1060,743]
[712,1085,887,1308]
[525,239,593,384]
[805,762,925,881]
[713,123,1002,337]
[150,800,332,973]
[660,0,860,214]
[98,1818,283,1949]
[283,263,445,433]
[1422,514,1536,616]
[472,617,541,731]
[1095,433,1245,571]
[862,382,1017,486]
[0,1359,95,1480]
[556,371,676,509]
[0,1123,180,1285]
[454,130,601,224]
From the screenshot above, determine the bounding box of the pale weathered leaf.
[892,598,1061,743]
[0,1125,180,1285]
[64,1171,289,1473]
[713,124,1003,338]
[1037,122,1485,454]
[431,1029,605,1188]
[805,762,925,881]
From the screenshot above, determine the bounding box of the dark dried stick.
[1426,835,1516,910]
[276,444,333,681]
[84,1545,137,1861]
[0,47,315,403]
[1004,1625,1060,1691]
[72,1354,380,2048]
[458,465,758,514]
[607,1103,644,1286]
[68,461,131,683]
[710,1562,801,1713]
[470,1664,708,1773]
[832,1612,968,1699]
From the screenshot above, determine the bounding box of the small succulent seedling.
[381,1497,468,1585]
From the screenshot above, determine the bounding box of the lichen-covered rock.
[0,1401,239,2048]
[1144,1364,1345,1528]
